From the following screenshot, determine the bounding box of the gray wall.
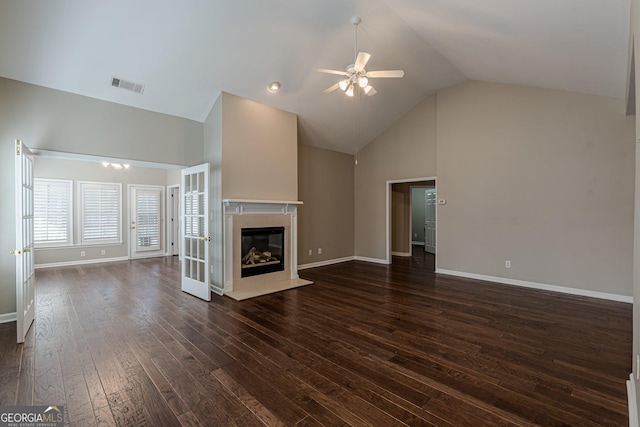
[436,81,635,296]
[0,77,203,317]
[355,95,438,260]
[355,80,635,298]
[298,143,354,265]
[629,0,640,404]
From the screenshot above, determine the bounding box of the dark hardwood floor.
[0,252,632,426]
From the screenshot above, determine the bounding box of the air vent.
[111,76,145,94]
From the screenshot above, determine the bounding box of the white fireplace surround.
[223,199,310,299]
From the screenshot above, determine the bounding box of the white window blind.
[79,181,122,245]
[34,179,72,247]
[135,189,161,251]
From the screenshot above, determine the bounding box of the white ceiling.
[0,0,631,154]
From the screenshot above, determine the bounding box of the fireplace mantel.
[223,199,302,215]
[222,199,311,300]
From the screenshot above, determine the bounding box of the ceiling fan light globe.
[345,84,355,97]
[363,84,373,94]
[358,76,369,88]
[338,79,349,91]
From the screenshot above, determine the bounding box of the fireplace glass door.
[241,227,285,278]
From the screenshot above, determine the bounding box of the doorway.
[387,177,436,269]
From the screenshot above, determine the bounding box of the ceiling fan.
[316,16,404,97]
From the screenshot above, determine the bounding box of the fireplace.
[241,226,285,278]
[222,199,312,300]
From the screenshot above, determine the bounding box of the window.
[78,181,122,245]
[34,179,73,247]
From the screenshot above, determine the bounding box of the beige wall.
[0,77,203,317]
[391,183,411,254]
[204,92,299,290]
[297,143,354,265]
[221,92,298,201]
[630,0,640,403]
[355,94,438,261]
[33,157,168,265]
[437,81,635,296]
[204,94,224,292]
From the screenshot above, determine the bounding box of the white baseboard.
[0,312,16,324]
[298,256,355,270]
[628,374,639,427]
[35,256,130,269]
[354,256,390,265]
[435,268,633,303]
[412,241,425,246]
[392,251,412,257]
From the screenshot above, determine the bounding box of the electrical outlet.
[414,233,418,238]
[505,260,511,268]
[80,251,86,257]
[318,248,322,255]
[308,249,312,256]
[100,249,106,255]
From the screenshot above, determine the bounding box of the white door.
[424,189,436,254]
[14,139,35,343]
[129,185,164,258]
[181,164,211,301]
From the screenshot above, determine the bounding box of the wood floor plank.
[0,250,631,426]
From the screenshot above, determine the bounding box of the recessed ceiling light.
[268,81,281,92]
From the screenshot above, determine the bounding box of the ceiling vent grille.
[111,77,145,94]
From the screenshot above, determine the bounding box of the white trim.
[223,199,303,205]
[35,256,129,269]
[32,149,186,169]
[223,200,301,294]
[166,185,180,258]
[391,251,412,257]
[354,256,389,265]
[0,312,17,324]
[128,184,165,259]
[412,241,425,246]
[385,176,437,264]
[77,180,123,246]
[628,374,639,427]
[298,256,355,270]
[435,268,633,303]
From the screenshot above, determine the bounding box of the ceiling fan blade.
[314,68,348,76]
[366,87,377,96]
[367,70,405,78]
[323,82,341,94]
[354,52,371,72]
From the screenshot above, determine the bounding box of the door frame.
[386,176,437,264]
[166,184,180,258]
[127,184,165,259]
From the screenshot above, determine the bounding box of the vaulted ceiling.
[0,0,631,153]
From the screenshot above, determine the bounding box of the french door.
[14,139,35,343]
[129,185,164,258]
[181,164,211,301]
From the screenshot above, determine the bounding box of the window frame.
[77,180,123,246]
[33,178,74,248]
